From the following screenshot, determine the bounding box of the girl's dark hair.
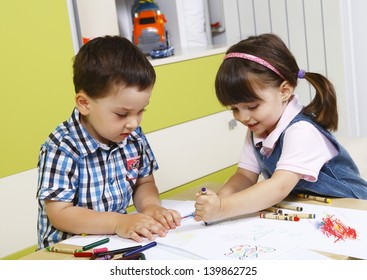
[215,33,338,131]
[73,35,156,98]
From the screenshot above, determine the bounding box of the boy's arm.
[45,199,167,242]
[133,174,181,229]
[45,200,122,234]
[132,174,161,212]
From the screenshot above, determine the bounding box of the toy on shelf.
[150,45,174,59]
[132,0,173,57]
[211,21,225,33]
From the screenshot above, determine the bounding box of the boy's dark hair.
[215,33,338,131]
[73,35,156,98]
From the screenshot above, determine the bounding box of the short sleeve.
[37,145,78,202]
[135,129,159,178]
[238,130,261,174]
[277,121,338,181]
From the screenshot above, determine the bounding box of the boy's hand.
[194,188,222,222]
[142,205,181,230]
[114,213,168,242]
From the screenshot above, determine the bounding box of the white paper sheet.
[158,200,367,260]
[61,200,367,260]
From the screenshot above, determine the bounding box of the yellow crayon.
[297,194,331,203]
[46,246,83,254]
[259,212,300,221]
[273,203,303,212]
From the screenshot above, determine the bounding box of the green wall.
[0,1,226,178]
[0,1,75,177]
[142,55,225,132]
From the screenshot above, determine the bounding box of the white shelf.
[69,0,234,65]
[148,45,227,66]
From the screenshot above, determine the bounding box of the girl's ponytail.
[302,72,338,131]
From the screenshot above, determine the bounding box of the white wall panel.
[286,0,310,105]
[302,0,326,103]
[222,0,242,45]
[0,169,38,258]
[238,0,256,39]
[253,0,272,34]
[304,0,326,76]
[322,0,348,137]
[146,111,247,193]
[339,0,367,136]
[269,0,289,45]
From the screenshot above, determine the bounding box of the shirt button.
[109,178,114,185]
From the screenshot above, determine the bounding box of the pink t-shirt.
[238,95,338,182]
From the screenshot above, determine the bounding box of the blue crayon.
[123,242,157,257]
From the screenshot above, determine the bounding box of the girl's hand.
[194,188,223,222]
[114,213,168,242]
[142,205,181,230]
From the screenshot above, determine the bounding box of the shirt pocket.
[126,169,139,181]
[126,156,140,181]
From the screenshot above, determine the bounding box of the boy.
[36,36,180,250]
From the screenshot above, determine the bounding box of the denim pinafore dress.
[252,113,367,199]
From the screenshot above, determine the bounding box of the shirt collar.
[68,108,140,156]
[253,95,303,154]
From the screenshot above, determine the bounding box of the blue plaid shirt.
[36,108,158,249]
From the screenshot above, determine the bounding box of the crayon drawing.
[166,231,196,246]
[225,245,276,259]
[314,214,358,243]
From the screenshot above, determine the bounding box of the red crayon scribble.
[315,215,357,243]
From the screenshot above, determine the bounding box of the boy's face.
[76,84,152,145]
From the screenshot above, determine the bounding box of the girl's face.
[77,84,151,145]
[229,84,290,138]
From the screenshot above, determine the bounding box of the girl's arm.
[195,169,300,222]
[217,167,259,198]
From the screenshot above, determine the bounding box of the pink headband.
[224,52,285,80]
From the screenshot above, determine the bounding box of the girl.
[195,34,367,223]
